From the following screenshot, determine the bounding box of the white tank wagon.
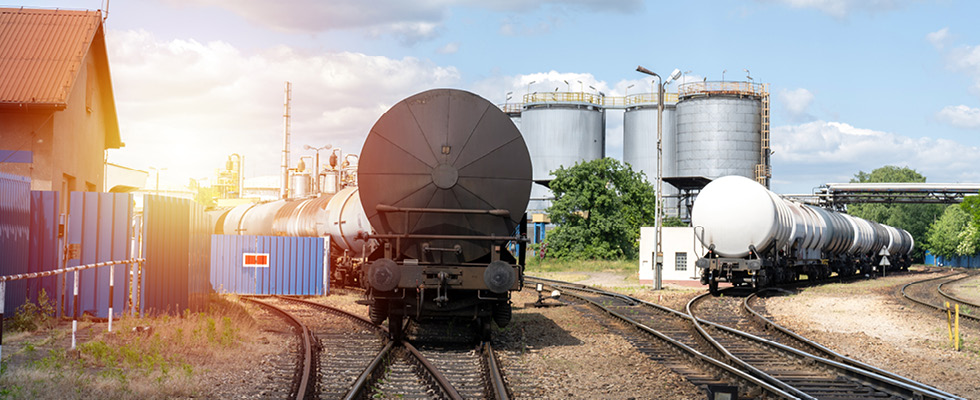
[212,186,377,286]
[691,175,913,293]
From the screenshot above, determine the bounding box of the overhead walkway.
[785,182,980,211]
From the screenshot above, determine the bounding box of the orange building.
[0,7,122,212]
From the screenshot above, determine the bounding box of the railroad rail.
[241,297,316,400]
[528,276,960,400]
[526,277,798,399]
[689,289,960,399]
[247,296,508,399]
[902,272,980,323]
[938,273,980,316]
[745,290,961,400]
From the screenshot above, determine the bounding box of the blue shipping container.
[210,235,328,295]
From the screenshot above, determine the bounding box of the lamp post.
[635,65,681,291]
[525,80,536,100]
[303,144,332,194]
[149,166,167,196]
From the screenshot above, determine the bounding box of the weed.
[8,289,55,332]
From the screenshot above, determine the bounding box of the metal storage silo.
[520,93,605,181]
[623,94,679,216]
[675,81,770,186]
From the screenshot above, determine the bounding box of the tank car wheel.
[369,301,388,325]
[389,314,404,340]
[708,277,719,296]
[478,318,492,341]
[493,302,512,328]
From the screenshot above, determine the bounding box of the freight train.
[692,175,914,294]
[211,166,376,287]
[358,88,531,339]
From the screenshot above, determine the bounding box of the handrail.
[507,85,760,112]
[679,81,768,98]
[0,258,144,282]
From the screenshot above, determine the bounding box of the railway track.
[902,272,980,323]
[528,276,961,400]
[526,277,796,399]
[245,296,509,399]
[241,297,317,400]
[689,289,960,400]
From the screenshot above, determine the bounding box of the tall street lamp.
[149,166,167,196]
[303,144,332,194]
[635,65,681,291]
[525,80,536,100]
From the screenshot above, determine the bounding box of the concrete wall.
[639,226,704,282]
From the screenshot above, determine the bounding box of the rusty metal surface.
[358,89,531,262]
[0,8,102,106]
[141,195,211,315]
[210,234,327,295]
[0,172,30,312]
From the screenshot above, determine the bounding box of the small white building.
[639,226,704,283]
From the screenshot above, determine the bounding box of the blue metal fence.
[65,192,133,319]
[0,172,30,313]
[925,251,980,268]
[28,191,59,315]
[210,234,328,295]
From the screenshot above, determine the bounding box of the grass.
[0,295,257,399]
[525,258,636,273]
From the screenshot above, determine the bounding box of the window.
[675,252,687,271]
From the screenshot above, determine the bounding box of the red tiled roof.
[0,8,102,106]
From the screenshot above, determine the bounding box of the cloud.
[928,29,980,128]
[937,105,980,129]
[777,88,815,122]
[106,29,460,184]
[764,0,913,18]
[436,41,460,54]
[770,120,980,192]
[926,27,950,50]
[169,0,640,42]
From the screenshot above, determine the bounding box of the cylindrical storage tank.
[623,102,679,216]
[691,175,794,257]
[320,171,340,194]
[675,83,763,181]
[358,89,532,262]
[290,173,312,198]
[520,100,604,181]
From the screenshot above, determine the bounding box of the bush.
[9,289,55,332]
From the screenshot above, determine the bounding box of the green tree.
[926,205,971,258]
[194,186,217,209]
[959,193,980,225]
[543,158,656,260]
[847,166,944,261]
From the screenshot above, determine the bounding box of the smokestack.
[281,81,291,199]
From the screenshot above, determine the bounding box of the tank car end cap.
[368,258,401,292]
[484,260,516,294]
[431,163,459,189]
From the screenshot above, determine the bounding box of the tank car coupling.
[434,271,450,307]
